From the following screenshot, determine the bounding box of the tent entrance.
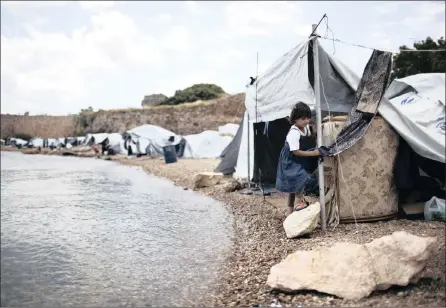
[252,118,291,185]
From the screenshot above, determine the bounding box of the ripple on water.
[1,152,233,307]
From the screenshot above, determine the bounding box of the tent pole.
[247,112,251,188]
[312,24,327,232]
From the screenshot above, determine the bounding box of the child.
[276,102,321,217]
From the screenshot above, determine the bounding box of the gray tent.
[215,38,358,182]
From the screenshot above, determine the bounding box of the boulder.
[267,231,437,300]
[223,179,242,192]
[141,94,168,107]
[283,202,320,238]
[193,172,224,189]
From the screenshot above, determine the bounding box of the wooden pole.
[312,24,327,232]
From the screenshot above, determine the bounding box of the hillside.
[0,93,246,139]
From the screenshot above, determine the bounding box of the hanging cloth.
[319,49,393,157]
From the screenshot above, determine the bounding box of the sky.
[1,1,445,116]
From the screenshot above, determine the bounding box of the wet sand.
[4,147,446,307]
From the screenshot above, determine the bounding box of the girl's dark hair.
[289,102,311,124]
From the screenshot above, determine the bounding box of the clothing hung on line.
[319,49,393,157]
[276,125,318,193]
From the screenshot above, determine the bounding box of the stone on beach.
[193,172,224,189]
[223,179,242,192]
[283,202,320,238]
[266,231,437,300]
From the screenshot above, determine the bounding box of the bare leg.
[294,187,307,210]
[286,193,296,217]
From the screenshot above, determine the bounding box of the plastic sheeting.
[183,130,233,159]
[234,111,255,180]
[124,124,181,156]
[244,39,360,123]
[84,133,109,146]
[126,125,181,146]
[106,133,126,154]
[215,117,245,175]
[29,138,44,147]
[379,73,445,163]
[10,138,28,146]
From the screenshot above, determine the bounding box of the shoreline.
[2,148,445,307]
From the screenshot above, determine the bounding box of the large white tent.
[216,37,446,182]
[380,73,445,163]
[123,124,183,156]
[183,130,233,159]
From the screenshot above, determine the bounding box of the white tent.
[9,138,28,146]
[29,137,44,147]
[221,38,359,181]
[380,73,445,163]
[244,38,359,124]
[106,133,126,154]
[47,138,59,147]
[84,133,109,146]
[124,124,182,156]
[183,130,233,159]
[218,37,445,181]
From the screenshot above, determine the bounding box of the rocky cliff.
[1,93,245,138]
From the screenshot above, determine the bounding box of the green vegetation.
[80,106,94,113]
[392,37,445,80]
[162,83,225,105]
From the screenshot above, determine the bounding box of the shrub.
[162,83,225,105]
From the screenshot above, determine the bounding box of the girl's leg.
[286,193,296,216]
[294,187,308,210]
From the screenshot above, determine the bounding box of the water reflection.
[1,152,233,307]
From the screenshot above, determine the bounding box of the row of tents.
[3,123,240,159]
[214,38,445,196]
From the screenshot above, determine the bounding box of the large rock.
[141,94,167,107]
[193,172,224,189]
[283,202,320,238]
[223,179,242,192]
[267,231,436,300]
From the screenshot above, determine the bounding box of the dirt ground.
[5,149,446,307]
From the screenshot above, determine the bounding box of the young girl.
[276,102,321,217]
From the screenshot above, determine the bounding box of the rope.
[320,37,446,53]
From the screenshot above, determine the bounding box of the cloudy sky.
[1,1,445,115]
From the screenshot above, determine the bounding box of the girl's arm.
[292,148,320,157]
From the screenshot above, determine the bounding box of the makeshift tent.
[47,138,59,147]
[123,124,186,157]
[27,137,44,148]
[101,133,126,155]
[217,36,445,191]
[183,130,233,159]
[380,73,445,163]
[216,38,359,183]
[215,117,246,175]
[84,133,109,146]
[9,138,27,147]
[66,137,80,146]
